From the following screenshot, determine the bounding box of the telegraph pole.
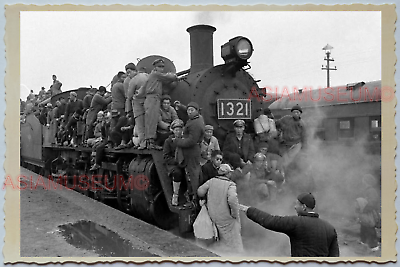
[321,44,337,88]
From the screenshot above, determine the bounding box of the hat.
[205,125,214,131]
[111,110,120,118]
[187,102,199,110]
[46,103,52,108]
[97,111,104,116]
[41,87,45,90]
[233,119,245,127]
[70,92,77,97]
[161,94,171,101]
[218,164,233,175]
[152,58,165,66]
[99,86,106,93]
[263,108,272,115]
[125,62,136,71]
[170,119,184,129]
[291,104,303,113]
[297,192,316,209]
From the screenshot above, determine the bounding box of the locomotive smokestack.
[187,25,216,73]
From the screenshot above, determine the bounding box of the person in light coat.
[197,164,244,253]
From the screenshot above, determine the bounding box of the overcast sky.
[20,11,381,99]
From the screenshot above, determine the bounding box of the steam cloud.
[206,105,381,257]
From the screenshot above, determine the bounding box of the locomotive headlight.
[221,36,253,64]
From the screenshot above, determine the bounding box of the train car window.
[369,116,381,141]
[370,116,381,130]
[338,118,354,138]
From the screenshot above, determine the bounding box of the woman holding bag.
[197,164,244,253]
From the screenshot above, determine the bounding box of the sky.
[20,11,381,100]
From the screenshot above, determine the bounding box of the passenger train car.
[268,80,381,155]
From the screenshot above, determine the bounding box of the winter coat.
[275,115,307,147]
[246,207,339,257]
[197,176,244,252]
[200,136,220,165]
[223,133,255,168]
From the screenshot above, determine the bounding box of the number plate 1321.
[217,99,252,120]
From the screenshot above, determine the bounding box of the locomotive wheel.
[117,183,130,212]
[150,191,178,230]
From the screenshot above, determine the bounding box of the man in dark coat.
[86,86,112,139]
[275,104,307,167]
[239,192,340,257]
[223,119,255,169]
[163,119,185,206]
[174,101,205,204]
[64,91,83,124]
[200,150,223,186]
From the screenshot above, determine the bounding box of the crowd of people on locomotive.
[21,65,382,255]
[21,64,309,207]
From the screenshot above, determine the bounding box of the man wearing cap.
[64,91,83,125]
[174,101,205,203]
[157,94,179,145]
[275,104,307,167]
[239,192,339,257]
[86,86,112,140]
[223,120,255,169]
[197,164,244,253]
[128,67,149,149]
[163,119,185,206]
[144,59,178,149]
[200,125,220,166]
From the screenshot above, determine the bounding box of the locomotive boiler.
[20,24,274,234]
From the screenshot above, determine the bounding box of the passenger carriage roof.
[269,80,381,110]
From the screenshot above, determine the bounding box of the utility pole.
[321,44,337,88]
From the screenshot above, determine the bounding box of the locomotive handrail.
[176,69,190,76]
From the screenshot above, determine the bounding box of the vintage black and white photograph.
[9,5,396,262]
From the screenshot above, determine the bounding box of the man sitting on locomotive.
[275,104,307,168]
[86,111,104,147]
[173,102,205,205]
[89,111,112,171]
[199,125,220,166]
[85,86,112,141]
[238,153,280,204]
[254,108,280,155]
[163,119,187,206]
[64,91,83,126]
[223,119,255,169]
[114,112,135,150]
[156,94,179,146]
[143,59,178,150]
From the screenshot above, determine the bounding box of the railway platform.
[19,167,217,259]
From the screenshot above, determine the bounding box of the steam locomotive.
[20,25,274,234]
[21,24,382,235]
